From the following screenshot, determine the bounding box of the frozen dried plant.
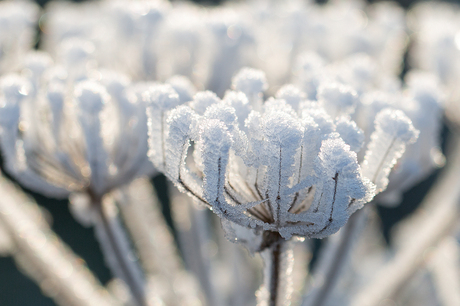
[114,177,204,305]
[0,174,118,306]
[38,0,408,94]
[0,48,162,305]
[148,67,420,305]
[0,0,457,305]
[0,0,39,74]
[350,134,460,306]
[294,55,444,305]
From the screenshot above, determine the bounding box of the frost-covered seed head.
[275,84,306,111]
[146,84,180,109]
[231,68,268,97]
[159,79,381,244]
[190,91,220,115]
[374,109,419,143]
[317,83,358,118]
[0,57,156,199]
[361,109,419,194]
[167,75,196,103]
[75,81,108,114]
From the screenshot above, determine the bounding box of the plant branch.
[116,178,203,305]
[0,177,118,306]
[302,206,369,306]
[350,134,460,306]
[92,195,147,306]
[258,232,294,306]
[169,184,224,306]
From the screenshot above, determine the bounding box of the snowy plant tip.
[362,109,419,194]
[0,74,30,107]
[231,67,268,96]
[317,83,358,118]
[146,84,180,109]
[275,84,306,110]
[162,89,375,242]
[75,81,108,113]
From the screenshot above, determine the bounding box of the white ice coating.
[0,50,161,199]
[146,84,181,171]
[156,67,414,242]
[361,109,419,194]
[317,83,358,118]
[231,68,268,110]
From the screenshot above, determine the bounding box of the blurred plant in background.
[0,0,457,306]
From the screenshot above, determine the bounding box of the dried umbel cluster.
[0,0,39,74]
[40,0,407,95]
[148,68,419,250]
[408,2,460,127]
[0,50,154,200]
[0,1,455,306]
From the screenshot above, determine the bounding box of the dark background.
[0,0,453,305]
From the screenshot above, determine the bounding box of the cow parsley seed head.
[154,68,391,245]
[190,91,220,115]
[0,0,39,74]
[0,52,155,199]
[167,75,197,103]
[275,84,306,111]
[75,81,108,114]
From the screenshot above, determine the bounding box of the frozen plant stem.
[259,232,294,306]
[351,134,460,306]
[92,195,147,306]
[303,206,369,306]
[169,183,224,306]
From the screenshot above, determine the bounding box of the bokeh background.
[0,0,453,305]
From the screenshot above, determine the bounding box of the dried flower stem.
[351,135,460,306]
[117,178,202,305]
[92,195,147,306]
[258,232,294,306]
[0,177,118,306]
[428,237,460,306]
[170,185,224,306]
[302,206,369,306]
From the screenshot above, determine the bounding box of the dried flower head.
[0,51,154,199]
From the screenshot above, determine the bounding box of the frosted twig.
[351,135,460,306]
[428,237,460,306]
[116,177,203,305]
[92,194,147,306]
[257,233,294,306]
[169,183,224,306]
[0,176,118,306]
[0,217,12,256]
[302,205,369,306]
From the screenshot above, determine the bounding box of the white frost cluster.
[39,0,407,95]
[0,50,155,199]
[150,68,419,244]
[0,0,39,74]
[292,52,445,206]
[408,2,460,128]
